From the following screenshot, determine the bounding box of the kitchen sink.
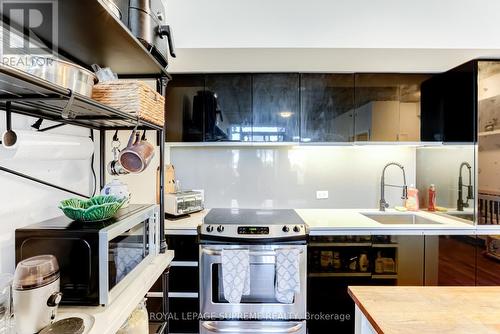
[362,213,442,225]
[441,212,474,222]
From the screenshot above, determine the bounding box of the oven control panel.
[200,224,307,239]
[237,226,269,235]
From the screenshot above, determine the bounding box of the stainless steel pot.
[26,58,97,97]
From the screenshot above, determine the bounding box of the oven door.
[200,320,307,334]
[200,244,306,320]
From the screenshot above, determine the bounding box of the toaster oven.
[165,191,204,216]
[15,204,159,306]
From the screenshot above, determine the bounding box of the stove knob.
[293,225,301,233]
[217,225,225,233]
[282,226,290,232]
[206,225,213,233]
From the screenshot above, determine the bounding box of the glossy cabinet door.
[354,74,429,142]
[476,235,500,285]
[204,74,253,141]
[420,61,476,142]
[300,74,355,142]
[307,235,425,334]
[424,235,476,286]
[477,61,500,217]
[165,75,205,142]
[252,73,300,142]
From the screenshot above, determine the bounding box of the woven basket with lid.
[92,80,165,126]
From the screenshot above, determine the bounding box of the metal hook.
[2,101,17,147]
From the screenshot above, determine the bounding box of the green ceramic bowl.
[58,195,126,222]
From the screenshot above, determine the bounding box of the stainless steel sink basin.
[441,212,474,222]
[362,213,442,225]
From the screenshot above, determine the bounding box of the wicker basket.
[92,80,165,126]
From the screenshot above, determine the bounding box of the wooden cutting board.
[165,164,176,194]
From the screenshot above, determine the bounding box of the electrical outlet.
[316,190,329,200]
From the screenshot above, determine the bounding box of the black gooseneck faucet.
[379,162,408,211]
[457,162,473,211]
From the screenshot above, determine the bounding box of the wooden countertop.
[348,286,500,334]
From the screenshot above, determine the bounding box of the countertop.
[59,251,174,334]
[348,286,500,334]
[164,209,485,235]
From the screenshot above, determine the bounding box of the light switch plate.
[316,190,329,199]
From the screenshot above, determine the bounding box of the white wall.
[165,0,500,72]
[166,0,500,49]
[0,114,97,274]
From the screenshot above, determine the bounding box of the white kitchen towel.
[114,244,143,282]
[221,249,250,304]
[275,248,301,304]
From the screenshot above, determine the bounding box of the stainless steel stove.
[198,208,307,334]
[199,208,307,242]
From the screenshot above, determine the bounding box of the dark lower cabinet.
[168,297,199,333]
[164,234,199,333]
[476,235,500,286]
[307,234,500,333]
[307,235,424,334]
[424,235,477,286]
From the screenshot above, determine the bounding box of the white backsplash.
[170,145,417,209]
[416,145,475,209]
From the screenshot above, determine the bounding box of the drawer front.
[169,265,198,292]
[168,296,199,333]
[166,235,198,261]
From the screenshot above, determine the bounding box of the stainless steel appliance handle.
[201,248,304,257]
[201,322,304,333]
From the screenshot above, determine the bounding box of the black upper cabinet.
[252,74,300,142]
[300,74,355,142]
[204,74,252,141]
[421,61,476,142]
[165,75,205,142]
[354,74,429,142]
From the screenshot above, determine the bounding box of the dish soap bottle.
[428,184,437,211]
[375,251,384,274]
[405,185,419,211]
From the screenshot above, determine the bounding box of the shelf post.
[99,130,106,190]
[157,76,168,254]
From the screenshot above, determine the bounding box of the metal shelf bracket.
[61,89,76,119]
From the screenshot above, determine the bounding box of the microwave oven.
[15,204,160,306]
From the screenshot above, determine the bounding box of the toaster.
[165,191,204,216]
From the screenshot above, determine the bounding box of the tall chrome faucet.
[457,161,473,211]
[380,162,408,211]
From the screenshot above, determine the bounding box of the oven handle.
[201,248,304,257]
[200,321,304,333]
